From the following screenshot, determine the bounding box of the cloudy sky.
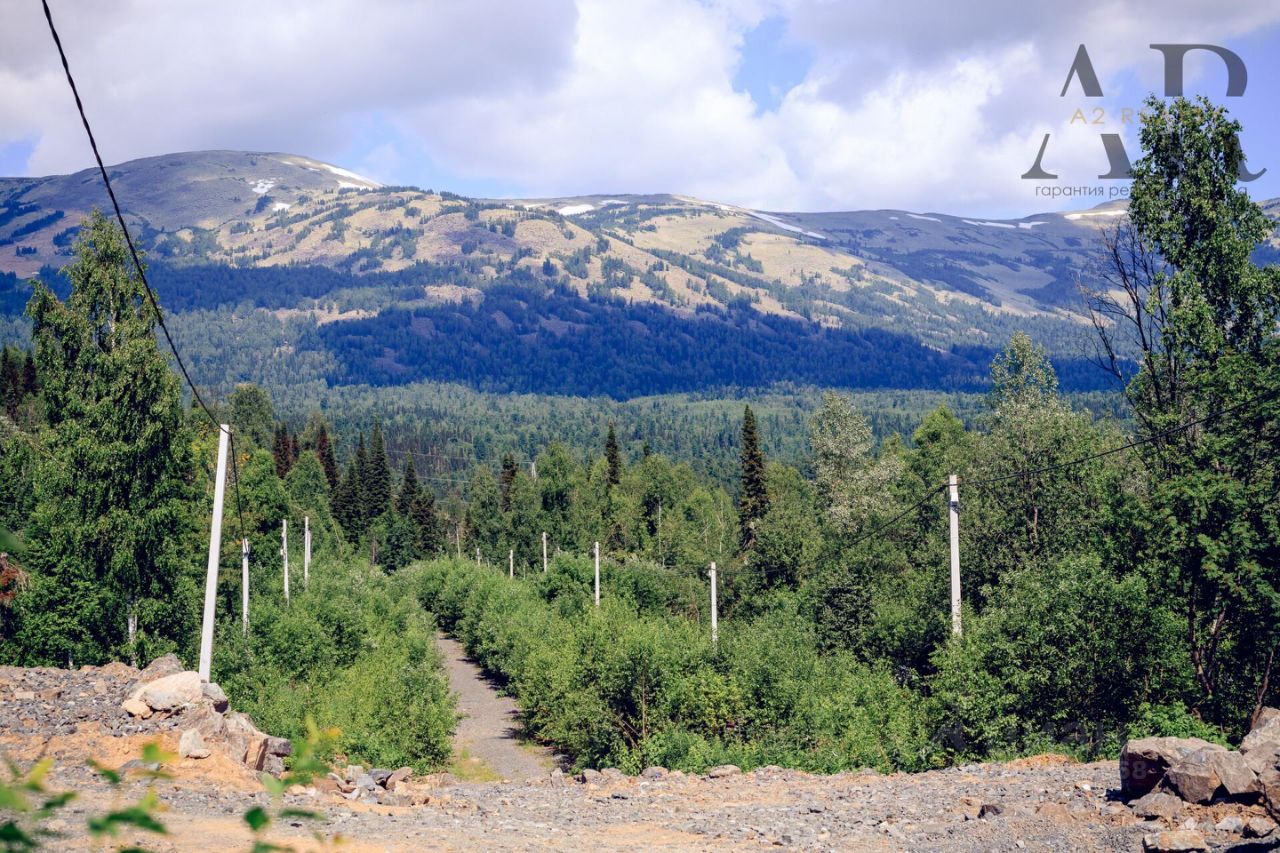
[3,0,1279,217]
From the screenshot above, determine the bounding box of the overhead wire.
[41,0,249,543]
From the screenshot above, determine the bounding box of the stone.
[245,735,269,771]
[1120,737,1221,800]
[1130,791,1183,821]
[1214,815,1244,833]
[387,767,412,789]
[706,764,741,779]
[1241,708,1280,755]
[369,769,393,787]
[121,698,152,719]
[38,688,61,700]
[1141,829,1207,851]
[1164,746,1254,804]
[548,768,566,786]
[355,773,377,791]
[1244,816,1276,838]
[179,728,210,759]
[978,803,1003,819]
[1206,749,1258,799]
[136,654,185,685]
[600,767,625,781]
[578,769,603,784]
[1262,767,1280,820]
[130,671,203,712]
[201,681,228,712]
[955,796,983,819]
[184,704,228,744]
[641,766,668,779]
[12,690,34,701]
[1244,742,1280,776]
[222,712,262,766]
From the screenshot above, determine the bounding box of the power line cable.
[41,0,248,543]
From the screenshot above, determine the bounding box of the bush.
[409,557,933,773]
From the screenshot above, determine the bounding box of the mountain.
[2,150,1272,398]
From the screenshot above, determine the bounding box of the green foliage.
[413,557,933,773]
[737,405,768,551]
[213,556,456,772]
[9,212,197,666]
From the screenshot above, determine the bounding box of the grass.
[447,749,502,783]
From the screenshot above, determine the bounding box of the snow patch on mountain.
[558,204,595,216]
[251,179,275,195]
[748,211,826,240]
[906,213,941,223]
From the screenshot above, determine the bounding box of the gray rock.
[1131,790,1183,821]
[131,671,203,712]
[355,773,377,791]
[1245,816,1277,838]
[1241,708,1280,755]
[136,654,185,684]
[600,767,625,780]
[640,766,668,779]
[201,681,229,712]
[369,768,393,787]
[706,764,742,779]
[578,768,603,784]
[1121,737,1221,799]
[179,728,210,759]
[1214,815,1244,833]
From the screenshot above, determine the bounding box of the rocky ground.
[3,660,1279,852]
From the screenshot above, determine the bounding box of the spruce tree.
[605,422,622,486]
[21,350,37,397]
[738,404,769,551]
[332,455,361,538]
[314,424,338,489]
[411,490,441,555]
[366,423,392,518]
[16,211,194,664]
[271,423,291,478]
[499,452,518,512]
[397,457,421,516]
[352,433,369,533]
[1,349,20,419]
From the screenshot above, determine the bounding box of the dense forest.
[0,96,1276,777]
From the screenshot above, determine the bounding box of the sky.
[3,0,1280,218]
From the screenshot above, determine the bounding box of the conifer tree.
[21,351,37,397]
[499,452,518,512]
[314,424,338,489]
[738,404,769,551]
[332,455,361,538]
[365,423,392,518]
[352,433,369,533]
[411,489,442,555]
[605,422,622,486]
[397,457,421,516]
[271,423,291,478]
[16,211,194,664]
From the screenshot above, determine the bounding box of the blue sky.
[3,0,1280,217]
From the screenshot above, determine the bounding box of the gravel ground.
[436,633,560,781]
[4,662,1279,851]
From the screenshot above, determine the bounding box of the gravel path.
[436,633,559,781]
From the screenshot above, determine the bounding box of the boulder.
[1245,816,1277,838]
[1244,742,1280,776]
[136,654,185,685]
[130,671,203,712]
[120,698,152,719]
[387,767,413,789]
[1242,708,1280,755]
[1120,737,1220,799]
[179,728,210,759]
[1163,746,1258,804]
[1261,767,1280,821]
[201,681,229,712]
[578,768,603,784]
[640,766,668,780]
[183,704,228,743]
[1130,790,1183,821]
[705,764,741,779]
[369,769,393,788]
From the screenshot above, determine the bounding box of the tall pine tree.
[271,423,292,478]
[365,423,392,519]
[738,404,769,552]
[314,423,338,489]
[16,211,194,665]
[397,457,421,516]
[605,422,622,486]
[499,452,518,512]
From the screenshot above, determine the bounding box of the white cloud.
[2,0,1278,216]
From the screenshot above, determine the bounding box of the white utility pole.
[542,532,548,573]
[593,541,601,607]
[240,538,249,637]
[509,549,514,578]
[282,519,290,604]
[709,561,718,646]
[303,515,311,588]
[948,474,962,637]
[198,425,230,681]
[475,546,481,566]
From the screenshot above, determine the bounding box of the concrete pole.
[509,549,514,578]
[241,538,249,637]
[593,541,600,607]
[303,515,311,588]
[198,425,230,681]
[542,532,548,573]
[282,519,290,604]
[709,561,718,646]
[949,474,962,637]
